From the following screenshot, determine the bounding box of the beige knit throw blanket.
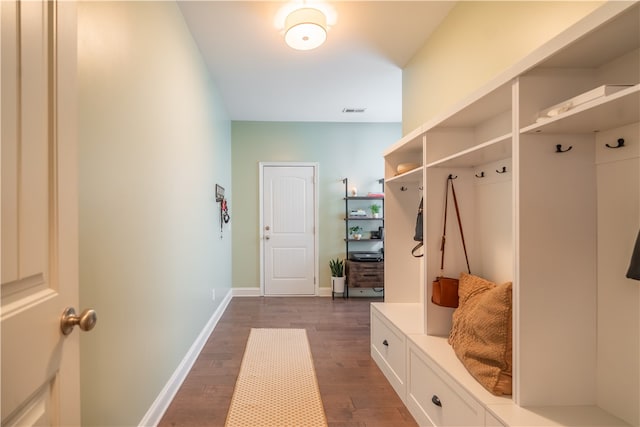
[225,328,328,427]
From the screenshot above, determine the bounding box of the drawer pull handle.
[431,395,442,407]
[382,339,389,346]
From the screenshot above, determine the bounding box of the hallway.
[158,297,417,426]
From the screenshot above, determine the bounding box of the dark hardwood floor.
[158,296,418,427]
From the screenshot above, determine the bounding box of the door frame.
[259,162,319,296]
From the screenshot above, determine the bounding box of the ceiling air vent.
[342,107,366,113]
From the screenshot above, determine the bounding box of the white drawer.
[406,341,484,426]
[371,308,407,399]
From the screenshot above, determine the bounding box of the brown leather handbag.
[432,175,470,308]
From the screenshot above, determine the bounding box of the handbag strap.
[412,198,424,257]
[440,175,471,274]
[411,242,423,257]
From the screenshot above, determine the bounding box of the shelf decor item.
[396,162,420,175]
[535,84,633,122]
[349,225,363,240]
[370,204,381,218]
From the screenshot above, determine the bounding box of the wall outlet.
[212,289,216,301]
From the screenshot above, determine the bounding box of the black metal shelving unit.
[341,178,385,298]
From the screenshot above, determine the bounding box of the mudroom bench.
[371,303,630,427]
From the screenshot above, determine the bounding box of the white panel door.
[263,165,316,295]
[1,1,84,425]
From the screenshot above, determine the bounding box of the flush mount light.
[284,7,327,51]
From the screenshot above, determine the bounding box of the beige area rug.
[225,328,328,427]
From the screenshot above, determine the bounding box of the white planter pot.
[331,276,345,293]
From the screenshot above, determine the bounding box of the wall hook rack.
[606,138,625,149]
[496,166,508,174]
[556,144,573,153]
[475,171,485,178]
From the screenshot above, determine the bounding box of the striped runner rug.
[225,328,328,427]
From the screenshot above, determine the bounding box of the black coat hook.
[496,166,507,174]
[606,138,625,149]
[556,144,572,153]
[448,174,457,180]
[475,171,485,178]
[401,186,408,191]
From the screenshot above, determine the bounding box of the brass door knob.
[60,307,97,335]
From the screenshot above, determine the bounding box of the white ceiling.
[178,1,456,123]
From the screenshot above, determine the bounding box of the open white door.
[1,1,87,425]
[261,164,317,296]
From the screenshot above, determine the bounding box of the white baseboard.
[233,287,334,297]
[318,287,332,297]
[232,287,261,297]
[138,288,233,427]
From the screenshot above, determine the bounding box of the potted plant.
[370,204,381,218]
[349,225,363,240]
[329,258,345,293]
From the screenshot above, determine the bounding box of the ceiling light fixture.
[284,7,327,51]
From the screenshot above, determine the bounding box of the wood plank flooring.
[158,297,418,427]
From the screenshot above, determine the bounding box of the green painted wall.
[402,1,603,133]
[231,121,401,291]
[78,2,231,425]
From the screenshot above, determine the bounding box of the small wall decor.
[216,184,225,202]
[216,184,230,238]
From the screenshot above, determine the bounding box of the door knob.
[265,225,270,231]
[60,307,97,335]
